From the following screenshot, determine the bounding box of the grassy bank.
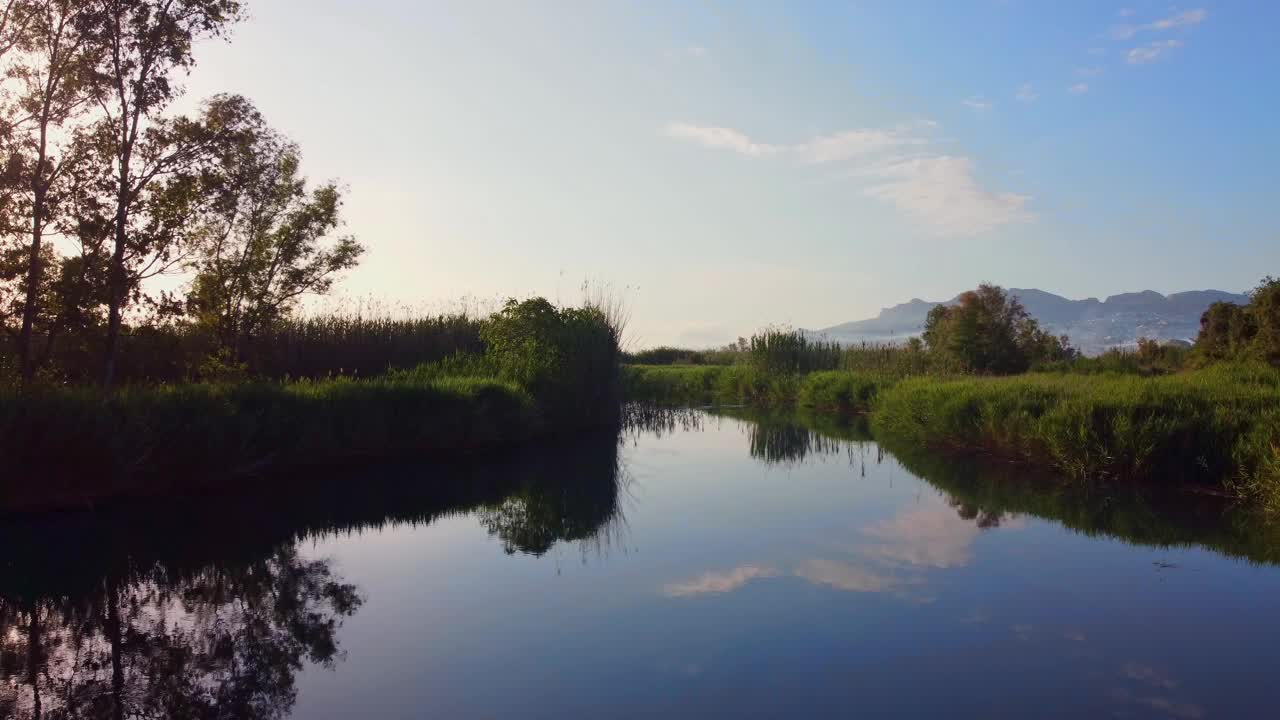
[622,364,887,412]
[872,365,1280,503]
[1,298,624,512]
[1,373,544,511]
[624,363,1280,507]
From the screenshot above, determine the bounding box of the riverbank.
[0,298,625,513]
[1,373,547,512]
[623,363,1280,508]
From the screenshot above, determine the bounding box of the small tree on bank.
[1195,277,1280,366]
[185,105,362,366]
[922,283,1073,374]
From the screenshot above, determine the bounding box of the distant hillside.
[814,288,1248,355]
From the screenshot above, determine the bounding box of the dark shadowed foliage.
[0,426,631,718]
[1195,276,1280,366]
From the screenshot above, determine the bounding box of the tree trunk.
[106,582,125,720]
[103,168,130,389]
[26,603,42,720]
[17,191,44,386]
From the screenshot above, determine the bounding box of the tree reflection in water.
[0,546,359,720]
[0,416,650,719]
[711,405,1280,566]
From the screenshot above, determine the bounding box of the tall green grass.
[11,311,485,384]
[748,328,841,373]
[0,297,626,512]
[624,361,1280,508]
[0,374,538,511]
[622,365,888,413]
[870,364,1280,502]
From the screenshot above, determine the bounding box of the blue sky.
[180,1,1278,346]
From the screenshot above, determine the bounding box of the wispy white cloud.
[663,123,926,162]
[962,96,993,111]
[1126,39,1183,64]
[795,559,909,593]
[1150,8,1208,30]
[1068,82,1090,94]
[663,121,1032,236]
[798,128,928,164]
[662,564,779,597]
[1112,8,1207,39]
[663,123,782,156]
[1075,65,1104,77]
[861,156,1033,237]
[1118,7,1136,17]
[1015,83,1038,103]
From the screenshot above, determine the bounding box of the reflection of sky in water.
[291,413,1280,719]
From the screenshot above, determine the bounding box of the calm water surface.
[3,408,1280,718]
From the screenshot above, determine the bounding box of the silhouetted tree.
[79,0,245,387]
[185,109,363,365]
[9,0,98,384]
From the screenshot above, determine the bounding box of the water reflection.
[0,423,640,719]
[0,547,359,720]
[708,407,1280,566]
[2,405,1277,718]
[705,407,875,467]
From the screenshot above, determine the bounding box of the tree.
[186,110,363,364]
[79,0,244,387]
[922,283,1072,374]
[1195,277,1280,366]
[1248,276,1280,365]
[8,0,98,384]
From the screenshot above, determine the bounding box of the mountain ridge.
[815,288,1248,355]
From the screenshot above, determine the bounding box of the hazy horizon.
[175,1,1277,346]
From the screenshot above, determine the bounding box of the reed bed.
[0,298,625,512]
[623,362,1280,507]
[15,311,486,384]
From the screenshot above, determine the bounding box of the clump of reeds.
[870,364,1280,495]
[747,328,841,374]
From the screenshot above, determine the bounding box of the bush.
[1195,277,1280,366]
[480,297,622,424]
[923,284,1073,374]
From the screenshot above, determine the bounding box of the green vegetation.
[623,345,737,366]
[870,365,1280,503]
[0,2,640,513]
[710,406,1280,565]
[0,296,624,512]
[625,280,1280,510]
[922,283,1074,373]
[626,362,1280,508]
[2,310,486,384]
[1194,276,1280,366]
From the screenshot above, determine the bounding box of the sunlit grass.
[624,362,1280,507]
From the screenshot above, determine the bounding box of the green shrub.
[481,298,622,424]
[871,366,1280,497]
